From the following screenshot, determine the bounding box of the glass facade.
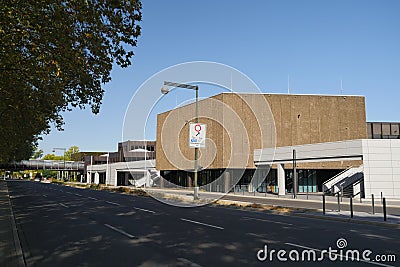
[367,122,400,139]
[161,168,341,194]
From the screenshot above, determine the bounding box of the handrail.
[323,166,353,187]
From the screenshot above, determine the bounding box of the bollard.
[350,197,353,218]
[371,194,375,215]
[383,198,387,221]
[337,193,341,212]
[322,194,326,215]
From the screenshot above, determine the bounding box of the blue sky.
[38,0,400,155]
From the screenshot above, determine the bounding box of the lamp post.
[161,81,200,200]
[53,147,66,180]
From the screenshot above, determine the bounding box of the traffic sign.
[189,123,206,148]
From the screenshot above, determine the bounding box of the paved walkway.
[144,187,400,227]
[0,180,24,267]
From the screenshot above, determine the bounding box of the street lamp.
[53,147,66,180]
[161,81,200,200]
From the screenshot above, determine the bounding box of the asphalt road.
[7,180,400,267]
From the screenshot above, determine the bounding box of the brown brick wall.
[156,93,367,170]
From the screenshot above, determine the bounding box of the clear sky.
[38,0,400,156]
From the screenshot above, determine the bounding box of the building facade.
[84,140,156,185]
[156,93,367,193]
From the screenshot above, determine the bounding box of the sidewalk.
[143,187,400,228]
[0,180,25,267]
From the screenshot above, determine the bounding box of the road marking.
[104,224,134,238]
[105,201,120,206]
[88,197,98,201]
[27,203,60,209]
[177,258,201,267]
[285,243,395,267]
[74,193,82,197]
[133,207,155,214]
[242,216,293,226]
[42,194,47,197]
[180,218,224,230]
[59,203,68,208]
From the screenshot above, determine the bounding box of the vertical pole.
[90,155,93,184]
[341,185,343,202]
[306,171,309,200]
[350,197,353,218]
[63,148,66,181]
[337,193,341,212]
[383,198,387,221]
[193,86,199,200]
[322,194,326,215]
[293,149,297,199]
[106,152,109,185]
[371,194,375,215]
[380,192,383,204]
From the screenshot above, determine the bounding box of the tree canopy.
[0,1,142,163]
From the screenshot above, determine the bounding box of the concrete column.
[278,164,286,196]
[86,172,90,184]
[114,170,118,186]
[188,175,192,188]
[94,172,99,184]
[160,176,164,188]
[224,171,230,193]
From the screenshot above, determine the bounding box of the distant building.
[84,140,157,186]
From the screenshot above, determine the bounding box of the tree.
[65,145,79,160]
[0,1,142,163]
[42,153,64,160]
[31,149,44,159]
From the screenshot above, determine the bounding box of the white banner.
[189,123,206,148]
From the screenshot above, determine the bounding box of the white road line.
[285,243,395,267]
[88,197,98,200]
[74,193,82,197]
[105,201,120,206]
[133,207,155,214]
[180,218,224,230]
[59,203,68,208]
[177,257,201,267]
[27,203,60,209]
[242,216,293,226]
[104,224,134,238]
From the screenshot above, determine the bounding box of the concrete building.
[155,92,400,199]
[85,140,158,186]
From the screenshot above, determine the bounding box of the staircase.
[130,169,160,187]
[323,165,364,195]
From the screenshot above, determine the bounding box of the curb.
[51,182,400,229]
[292,212,400,229]
[4,181,26,267]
